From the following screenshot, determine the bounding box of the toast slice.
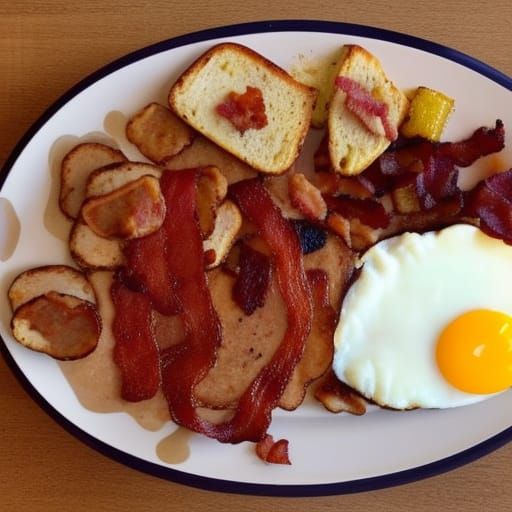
[169,43,317,174]
[328,45,409,175]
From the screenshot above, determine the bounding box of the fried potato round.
[11,291,101,361]
[8,265,96,312]
[60,143,127,219]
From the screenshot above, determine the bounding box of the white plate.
[1,21,511,496]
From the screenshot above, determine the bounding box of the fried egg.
[332,224,512,409]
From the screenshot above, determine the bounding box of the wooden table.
[1,1,511,510]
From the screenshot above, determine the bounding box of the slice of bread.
[169,43,317,175]
[328,45,409,175]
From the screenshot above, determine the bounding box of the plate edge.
[1,19,512,497]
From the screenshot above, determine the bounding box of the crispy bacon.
[111,279,160,402]
[232,242,272,315]
[314,171,375,199]
[335,76,397,141]
[383,194,464,240]
[160,175,312,444]
[464,169,512,244]
[438,120,505,166]
[255,434,291,465]
[216,86,268,134]
[223,179,313,440]
[390,156,459,213]
[289,173,327,221]
[122,230,181,315]
[360,121,505,201]
[158,169,223,432]
[324,195,390,229]
[421,154,459,203]
[320,119,505,248]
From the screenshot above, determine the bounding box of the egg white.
[333,224,512,409]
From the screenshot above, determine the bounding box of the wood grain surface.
[1,1,511,510]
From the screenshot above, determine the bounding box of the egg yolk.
[436,309,512,394]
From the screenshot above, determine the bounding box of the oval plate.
[1,20,511,496]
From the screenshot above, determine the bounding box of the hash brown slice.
[60,143,127,219]
[126,103,194,163]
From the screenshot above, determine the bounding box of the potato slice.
[203,200,242,269]
[197,166,228,237]
[60,143,127,219]
[69,220,125,270]
[163,135,257,184]
[288,173,327,221]
[81,175,166,240]
[126,103,194,163]
[86,162,162,198]
[8,265,95,312]
[11,291,101,360]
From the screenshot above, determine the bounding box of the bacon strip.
[158,169,223,431]
[111,279,160,402]
[160,174,312,443]
[438,120,505,166]
[123,230,181,315]
[232,242,272,315]
[324,195,390,229]
[216,86,268,134]
[335,76,397,141]
[464,168,512,244]
[359,121,505,198]
[289,173,327,221]
[255,434,291,465]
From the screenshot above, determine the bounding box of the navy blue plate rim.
[1,20,511,497]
